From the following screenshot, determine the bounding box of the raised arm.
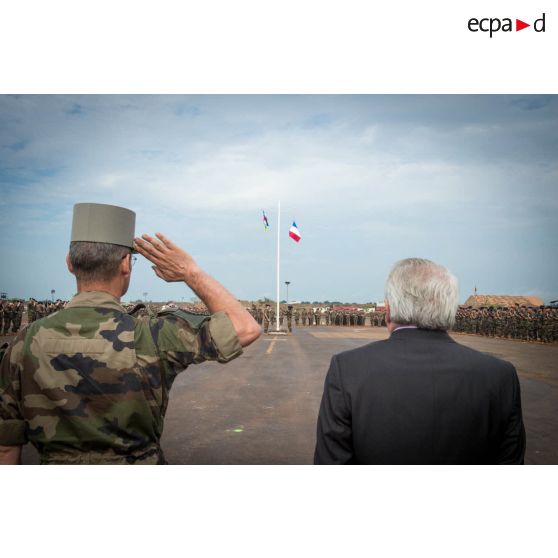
[134,232,261,347]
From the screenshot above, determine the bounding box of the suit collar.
[389,328,455,343]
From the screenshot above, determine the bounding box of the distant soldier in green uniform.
[36,302,46,320]
[27,299,37,324]
[552,308,558,343]
[294,307,300,326]
[263,304,272,333]
[301,308,308,326]
[2,302,13,335]
[528,308,538,341]
[248,304,257,320]
[0,202,260,465]
[313,309,320,326]
[547,308,555,343]
[380,311,386,327]
[286,305,293,333]
[11,301,24,333]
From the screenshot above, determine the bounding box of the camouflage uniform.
[27,300,37,324]
[313,309,320,326]
[2,302,13,335]
[263,305,271,333]
[286,306,293,333]
[0,291,242,464]
[36,303,46,320]
[12,301,24,333]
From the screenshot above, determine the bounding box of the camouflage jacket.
[0,291,242,464]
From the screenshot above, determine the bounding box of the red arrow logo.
[516,19,530,31]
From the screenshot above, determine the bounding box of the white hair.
[384,258,459,331]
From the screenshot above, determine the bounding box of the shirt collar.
[392,325,418,332]
[65,291,125,311]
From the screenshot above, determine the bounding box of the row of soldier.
[0,299,67,335]
[0,300,25,335]
[249,305,387,332]
[3,299,556,344]
[454,305,558,343]
[249,303,558,343]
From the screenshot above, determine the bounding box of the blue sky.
[0,95,556,303]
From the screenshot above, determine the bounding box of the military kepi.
[71,203,136,249]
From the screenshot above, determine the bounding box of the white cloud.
[1,95,557,301]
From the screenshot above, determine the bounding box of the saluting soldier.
[0,202,260,465]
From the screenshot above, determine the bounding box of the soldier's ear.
[119,253,133,276]
[66,254,74,274]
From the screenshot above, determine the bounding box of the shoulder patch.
[157,309,210,332]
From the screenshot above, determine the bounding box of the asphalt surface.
[4,325,557,465]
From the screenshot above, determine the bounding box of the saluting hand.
[133,233,199,282]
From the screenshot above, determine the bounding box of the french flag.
[289,221,301,242]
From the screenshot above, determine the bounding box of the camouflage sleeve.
[0,331,27,445]
[151,310,243,375]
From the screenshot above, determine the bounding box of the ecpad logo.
[468,13,546,37]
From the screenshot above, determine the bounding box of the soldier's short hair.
[69,241,131,282]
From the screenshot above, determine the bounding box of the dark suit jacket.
[314,328,526,464]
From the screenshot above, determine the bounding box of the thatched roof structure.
[462,295,544,308]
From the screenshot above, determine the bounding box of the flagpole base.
[268,329,288,336]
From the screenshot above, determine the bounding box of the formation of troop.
[0,300,25,335]
[0,299,67,336]
[453,305,558,343]
[2,298,557,344]
[249,304,387,333]
[247,302,557,344]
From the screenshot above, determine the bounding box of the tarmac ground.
[3,325,556,465]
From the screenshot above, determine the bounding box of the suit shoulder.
[451,341,516,373]
[333,339,392,363]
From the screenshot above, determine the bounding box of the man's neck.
[76,283,122,300]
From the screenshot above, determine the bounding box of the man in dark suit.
[314,258,526,464]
